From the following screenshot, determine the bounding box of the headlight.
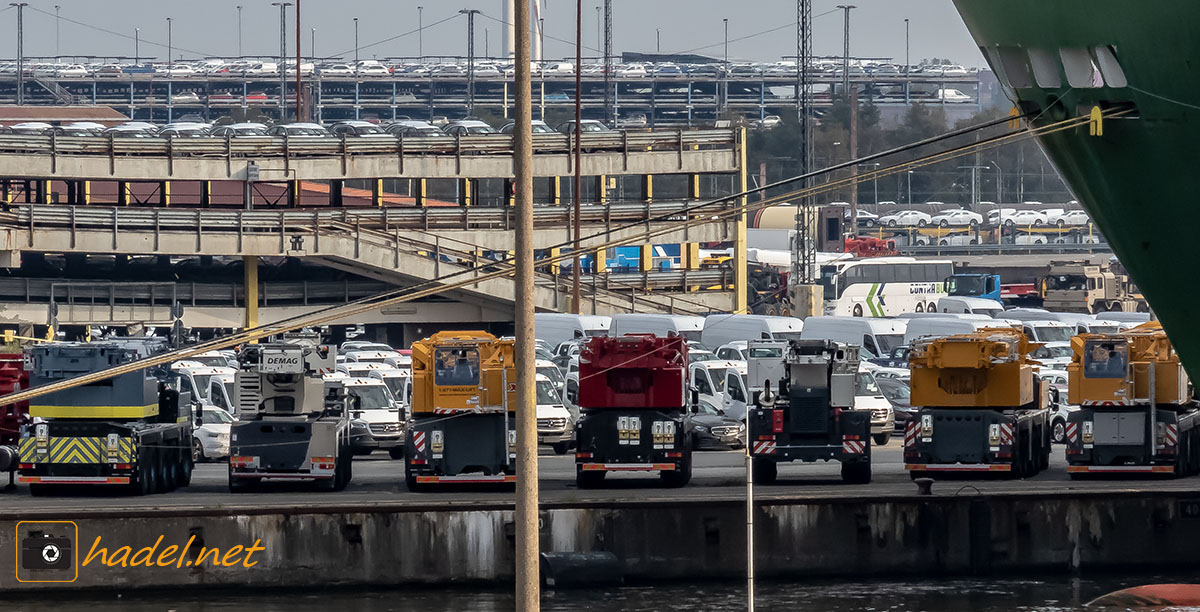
[351,420,367,428]
[695,425,709,434]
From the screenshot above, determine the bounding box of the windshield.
[381,377,408,400]
[536,379,561,405]
[200,409,232,425]
[879,381,910,403]
[1044,345,1073,360]
[875,334,905,354]
[706,368,728,393]
[1046,274,1088,291]
[747,346,784,359]
[1088,325,1119,334]
[855,371,881,396]
[192,355,227,367]
[1033,326,1073,343]
[435,347,480,386]
[191,374,214,399]
[773,332,805,342]
[350,386,394,411]
[680,330,704,343]
[355,125,385,134]
[537,366,565,390]
[689,351,717,363]
[947,276,985,296]
[1084,339,1128,379]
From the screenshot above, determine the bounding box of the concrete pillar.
[549,247,561,275]
[594,248,607,274]
[42,180,51,204]
[372,178,383,207]
[551,176,562,205]
[117,181,129,206]
[415,178,427,207]
[594,174,608,203]
[684,242,701,270]
[160,181,170,206]
[734,128,749,314]
[506,178,515,207]
[22,180,30,203]
[244,255,259,338]
[81,180,91,205]
[330,180,344,207]
[639,244,653,272]
[641,175,653,203]
[288,179,299,207]
[689,174,702,200]
[199,180,211,207]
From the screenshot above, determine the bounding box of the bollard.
[914,477,934,495]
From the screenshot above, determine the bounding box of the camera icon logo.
[15,521,78,583]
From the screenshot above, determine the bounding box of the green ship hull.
[953,1,1200,373]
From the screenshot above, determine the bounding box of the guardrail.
[11,201,726,234]
[0,129,736,162]
[901,243,1112,256]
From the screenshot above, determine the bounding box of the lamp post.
[271,2,292,119]
[904,18,910,104]
[595,6,601,61]
[353,17,359,64]
[134,27,140,65]
[237,5,244,57]
[166,17,173,65]
[656,28,661,53]
[54,4,59,59]
[418,6,424,59]
[836,5,856,98]
[723,18,729,110]
[460,9,481,114]
[11,3,26,106]
[907,170,913,205]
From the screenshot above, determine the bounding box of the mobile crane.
[227,338,353,492]
[1064,322,1200,477]
[574,334,693,488]
[748,339,873,484]
[17,340,194,496]
[404,331,517,489]
[904,328,1052,478]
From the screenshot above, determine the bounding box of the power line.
[328,13,460,59]
[24,5,214,58]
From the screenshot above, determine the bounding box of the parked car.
[338,377,405,458]
[692,398,746,450]
[1046,209,1091,227]
[320,64,355,76]
[192,407,233,462]
[875,377,913,433]
[385,120,444,137]
[329,120,389,136]
[555,119,611,134]
[267,122,332,136]
[210,123,269,137]
[1004,210,1049,226]
[929,209,983,227]
[170,91,203,104]
[986,207,1019,225]
[443,119,498,136]
[499,120,555,134]
[1031,341,1073,368]
[159,123,211,138]
[877,209,933,227]
[536,374,574,454]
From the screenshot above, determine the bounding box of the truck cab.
[945,273,1002,304]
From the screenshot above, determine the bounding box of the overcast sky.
[8,1,983,65]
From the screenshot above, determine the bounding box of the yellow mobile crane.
[404,331,518,490]
[904,328,1052,478]
[1064,322,1199,477]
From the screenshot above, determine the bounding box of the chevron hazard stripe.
[19,436,135,464]
[751,440,776,455]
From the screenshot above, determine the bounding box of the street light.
[723,18,729,110]
[595,6,601,61]
[656,28,661,53]
[311,27,316,59]
[11,2,26,106]
[236,5,243,57]
[460,9,481,113]
[166,17,173,65]
[417,6,423,59]
[836,5,856,98]
[353,17,359,64]
[907,170,914,205]
[134,27,140,65]
[53,4,59,59]
[904,18,910,104]
[271,2,292,119]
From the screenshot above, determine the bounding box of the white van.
[535,313,612,349]
[937,296,1005,317]
[1017,320,1075,343]
[608,314,704,342]
[368,368,412,419]
[700,314,804,350]
[689,360,746,409]
[855,366,893,445]
[903,317,1011,345]
[800,316,907,360]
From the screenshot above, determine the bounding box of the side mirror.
[690,387,700,413]
[193,401,203,428]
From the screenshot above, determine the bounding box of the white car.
[1013,233,1048,245]
[1031,341,1073,368]
[356,63,392,77]
[878,209,933,227]
[321,63,355,76]
[855,367,894,445]
[1004,210,1049,227]
[616,64,648,77]
[55,64,88,78]
[845,208,880,227]
[986,208,1019,225]
[930,209,983,227]
[334,377,405,459]
[715,341,747,361]
[536,374,574,454]
[1047,209,1091,227]
[193,407,232,461]
[936,88,972,102]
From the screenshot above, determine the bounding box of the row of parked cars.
[0,117,615,140]
[0,57,981,80]
[850,202,1093,228]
